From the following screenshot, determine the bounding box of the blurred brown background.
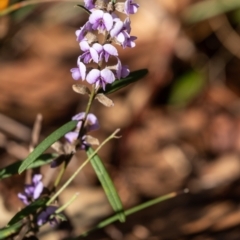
[1,0,240,239]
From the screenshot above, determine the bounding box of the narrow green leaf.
[98,69,148,95]
[8,198,48,226]
[86,147,125,222]
[0,222,23,239]
[0,153,58,180]
[18,120,77,174]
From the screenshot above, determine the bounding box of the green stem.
[46,128,120,206]
[53,155,72,189]
[78,85,96,138]
[54,86,96,190]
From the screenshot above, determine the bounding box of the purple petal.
[110,21,123,37]
[101,68,115,84]
[18,193,29,205]
[86,114,100,131]
[121,65,130,78]
[80,40,90,51]
[86,69,101,84]
[84,0,95,10]
[76,21,92,42]
[89,47,99,63]
[78,61,87,80]
[103,13,113,31]
[25,185,34,196]
[89,10,104,24]
[72,112,85,121]
[124,18,131,33]
[65,132,78,143]
[33,182,43,199]
[37,206,58,226]
[116,32,126,44]
[124,0,139,15]
[92,43,103,53]
[126,36,137,48]
[103,44,118,56]
[70,68,81,80]
[32,174,42,185]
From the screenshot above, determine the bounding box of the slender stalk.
[46,128,120,205]
[0,0,83,17]
[55,192,79,214]
[79,85,96,137]
[53,155,72,189]
[54,86,96,190]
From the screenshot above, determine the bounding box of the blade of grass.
[87,147,125,222]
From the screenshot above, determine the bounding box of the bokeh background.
[1,0,240,239]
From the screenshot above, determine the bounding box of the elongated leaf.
[0,222,22,240]
[98,69,148,95]
[18,120,77,174]
[86,147,125,222]
[8,198,48,226]
[0,153,58,180]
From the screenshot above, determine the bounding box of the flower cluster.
[71,0,139,90]
[18,174,43,205]
[18,174,59,226]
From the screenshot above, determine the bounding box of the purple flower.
[124,0,139,15]
[72,112,99,132]
[86,68,115,90]
[79,40,100,64]
[116,57,130,79]
[84,0,95,10]
[37,206,58,226]
[65,112,99,149]
[70,60,86,80]
[98,44,118,62]
[89,10,113,33]
[18,174,44,205]
[110,18,137,48]
[76,21,92,42]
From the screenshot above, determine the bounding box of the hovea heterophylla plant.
[0,1,186,239]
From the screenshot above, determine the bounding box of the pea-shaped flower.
[86,68,115,90]
[18,174,44,205]
[89,10,113,33]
